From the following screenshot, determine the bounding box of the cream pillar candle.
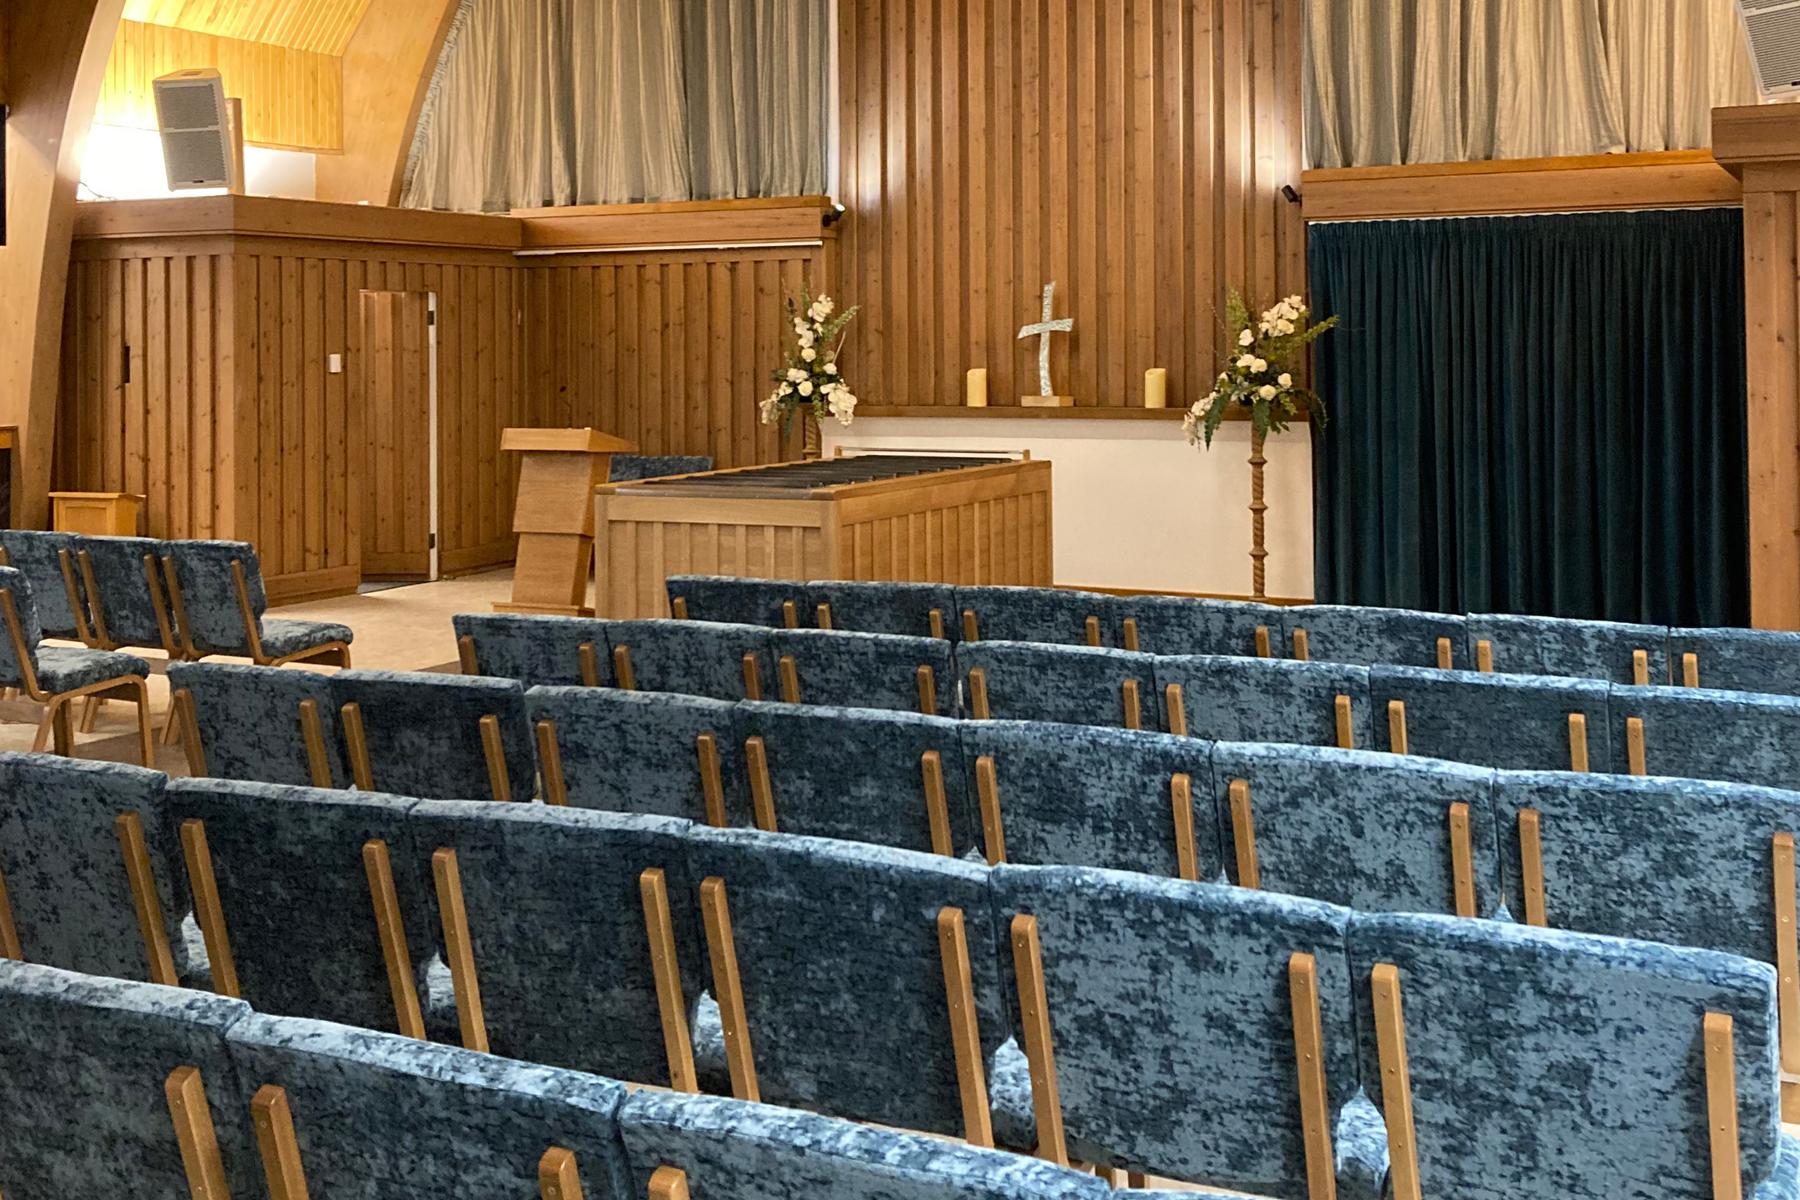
[966,367,989,407]
[1144,367,1168,409]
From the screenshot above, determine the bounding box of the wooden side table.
[496,428,636,616]
[50,492,144,536]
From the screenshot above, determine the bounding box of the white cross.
[1017,281,1073,397]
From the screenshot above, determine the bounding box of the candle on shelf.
[1144,367,1168,409]
[966,367,989,407]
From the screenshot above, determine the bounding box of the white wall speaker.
[152,68,241,191]
[1740,0,1800,97]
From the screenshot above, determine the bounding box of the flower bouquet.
[761,288,861,438]
[1183,291,1335,447]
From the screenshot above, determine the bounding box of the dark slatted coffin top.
[602,454,1016,498]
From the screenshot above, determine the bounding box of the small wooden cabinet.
[50,492,144,536]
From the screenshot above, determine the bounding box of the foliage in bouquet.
[1184,291,1337,448]
[761,287,861,429]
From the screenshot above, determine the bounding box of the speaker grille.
[154,80,225,132]
[162,128,230,188]
[1743,0,1800,94]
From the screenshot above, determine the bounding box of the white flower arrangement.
[763,287,862,430]
[1183,291,1337,448]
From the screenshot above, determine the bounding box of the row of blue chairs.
[0,754,1790,1199]
[668,573,1800,695]
[1,957,1133,1199]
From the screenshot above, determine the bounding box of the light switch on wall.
[328,353,343,374]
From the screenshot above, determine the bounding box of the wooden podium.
[496,427,635,616]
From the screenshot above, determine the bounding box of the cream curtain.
[1305,0,1761,168]
[403,0,829,212]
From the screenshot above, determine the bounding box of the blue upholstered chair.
[806,578,959,640]
[993,865,1381,1196]
[167,661,348,788]
[1370,665,1611,772]
[453,611,614,687]
[612,454,713,481]
[165,779,436,1036]
[1211,743,1501,916]
[1465,611,1670,684]
[682,827,1009,1140]
[1156,655,1373,749]
[961,641,1160,730]
[1608,684,1800,789]
[69,535,181,655]
[1282,604,1468,669]
[957,721,1219,878]
[766,628,957,714]
[160,540,353,666]
[955,585,1115,646]
[1111,593,1286,657]
[602,619,775,701]
[0,751,191,985]
[328,669,537,802]
[0,529,90,640]
[0,565,153,764]
[665,574,807,628]
[731,701,974,855]
[528,686,741,822]
[0,960,257,1199]
[1347,912,1796,1200]
[618,1089,1113,1200]
[226,1011,634,1197]
[1669,626,1800,698]
[402,799,705,1087]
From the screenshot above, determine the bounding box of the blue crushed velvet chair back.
[1465,612,1670,684]
[1370,665,1612,772]
[957,722,1219,878]
[601,619,774,700]
[767,628,957,713]
[163,539,264,654]
[0,752,188,981]
[452,612,614,688]
[1211,743,1501,916]
[1283,604,1468,669]
[1109,593,1286,657]
[993,865,1366,1194]
[1493,771,1800,965]
[1156,656,1373,749]
[806,579,959,640]
[1668,626,1800,698]
[0,565,43,685]
[730,701,975,855]
[665,575,805,628]
[168,661,349,788]
[1609,684,1800,790]
[75,535,172,648]
[527,686,741,822]
[225,1011,633,1197]
[617,1090,1112,1200]
[0,530,86,640]
[403,800,704,1087]
[683,827,1007,1137]
[955,585,1115,646]
[611,454,713,481]
[961,641,1160,729]
[1347,912,1783,1200]
[165,779,435,1034]
[0,960,257,1199]
[328,669,536,801]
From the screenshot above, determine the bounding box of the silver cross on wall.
[1017,281,1073,397]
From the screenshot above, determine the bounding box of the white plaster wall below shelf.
[822,415,1314,599]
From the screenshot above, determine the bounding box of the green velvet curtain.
[1308,209,1748,626]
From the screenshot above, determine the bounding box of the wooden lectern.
[496,427,635,616]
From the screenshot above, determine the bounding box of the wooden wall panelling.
[359,289,430,577]
[835,0,1304,413]
[122,0,374,56]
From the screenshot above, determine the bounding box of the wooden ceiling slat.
[121,0,371,56]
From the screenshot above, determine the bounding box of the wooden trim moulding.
[71,195,524,249]
[515,196,837,250]
[851,405,1293,422]
[1300,150,1741,222]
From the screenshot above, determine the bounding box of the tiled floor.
[0,567,518,770]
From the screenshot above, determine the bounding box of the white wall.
[78,124,318,202]
[822,415,1315,599]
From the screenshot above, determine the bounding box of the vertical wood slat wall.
[836,0,1305,410]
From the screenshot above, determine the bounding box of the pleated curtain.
[1305,0,1763,168]
[1308,210,1749,627]
[403,0,829,212]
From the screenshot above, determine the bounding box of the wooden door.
[359,290,433,579]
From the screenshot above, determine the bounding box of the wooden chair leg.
[363,839,426,1038]
[1387,699,1408,755]
[1683,652,1700,688]
[1163,683,1187,736]
[539,1147,587,1200]
[1626,716,1647,776]
[250,1084,312,1200]
[612,646,637,691]
[432,847,489,1052]
[975,755,1006,865]
[50,700,75,757]
[577,642,601,687]
[175,687,207,776]
[458,634,479,674]
[479,713,512,801]
[1170,773,1198,882]
[921,750,955,857]
[0,863,22,959]
[1120,679,1142,730]
[937,907,995,1147]
[1228,779,1259,889]
[1447,802,1476,917]
[134,678,156,768]
[1254,625,1271,657]
[782,600,799,629]
[1567,713,1590,773]
[777,655,800,704]
[1120,617,1139,652]
[1518,809,1547,927]
[1289,953,1337,1200]
[1291,628,1311,661]
[695,732,727,826]
[80,696,103,733]
[1370,964,1421,1200]
[341,703,374,791]
[741,653,763,701]
[1705,1012,1743,1200]
[298,700,333,788]
[117,811,179,986]
[165,1065,232,1200]
[916,664,938,716]
[967,667,990,719]
[648,1166,690,1200]
[1333,695,1354,750]
[1774,834,1800,1124]
[640,868,699,1092]
[30,708,51,753]
[1009,914,1067,1166]
[536,720,569,806]
[179,819,241,997]
[699,876,759,1102]
[745,736,777,832]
